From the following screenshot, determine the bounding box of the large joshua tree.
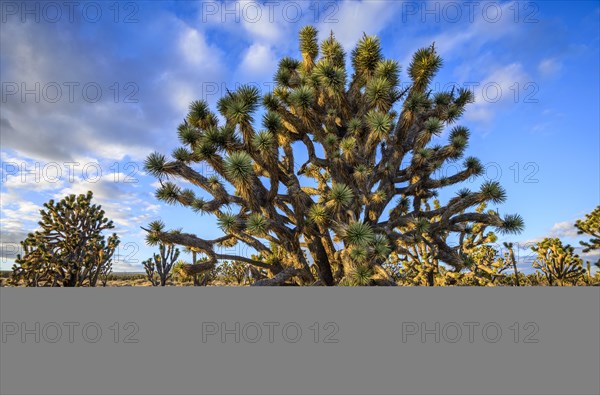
[144,26,523,286]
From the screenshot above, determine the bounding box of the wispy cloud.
[548,220,579,238]
[465,62,530,123]
[538,58,563,78]
[316,0,404,50]
[237,43,278,81]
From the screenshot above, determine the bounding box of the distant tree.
[532,238,585,286]
[575,206,600,266]
[219,261,248,285]
[99,259,113,287]
[9,192,119,287]
[142,240,180,286]
[465,244,510,286]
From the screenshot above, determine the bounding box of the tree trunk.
[512,262,520,286]
[426,270,435,286]
[307,237,335,286]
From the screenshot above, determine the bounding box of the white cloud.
[531,122,552,134]
[317,0,403,50]
[87,140,152,162]
[178,26,223,71]
[238,43,278,81]
[54,174,160,229]
[579,249,599,259]
[549,221,579,238]
[538,58,562,78]
[1,152,160,263]
[0,12,228,164]
[519,237,545,247]
[239,0,285,43]
[112,259,144,272]
[198,0,300,47]
[465,62,530,123]
[1,167,65,192]
[0,192,41,228]
[520,217,593,259]
[398,1,524,66]
[144,204,161,213]
[164,77,199,115]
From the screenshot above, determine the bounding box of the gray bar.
[1,288,599,395]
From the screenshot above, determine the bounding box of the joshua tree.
[142,241,181,286]
[532,238,585,286]
[220,261,248,285]
[575,205,600,266]
[9,192,119,287]
[142,259,158,286]
[465,244,511,286]
[143,26,523,286]
[99,259,113,287]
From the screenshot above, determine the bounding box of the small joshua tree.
[142,257,159,286]
[532,238,585,286]
[575,206,600,267]
[465,245,510,286]
[9,191,119,287]
[219,261,248,285]
[142,240,180,286]
[99,259,113,287]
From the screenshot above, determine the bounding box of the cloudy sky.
[1,0,598,271]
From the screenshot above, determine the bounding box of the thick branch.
[251,267,303,286]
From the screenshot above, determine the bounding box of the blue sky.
[1,0,598,272]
